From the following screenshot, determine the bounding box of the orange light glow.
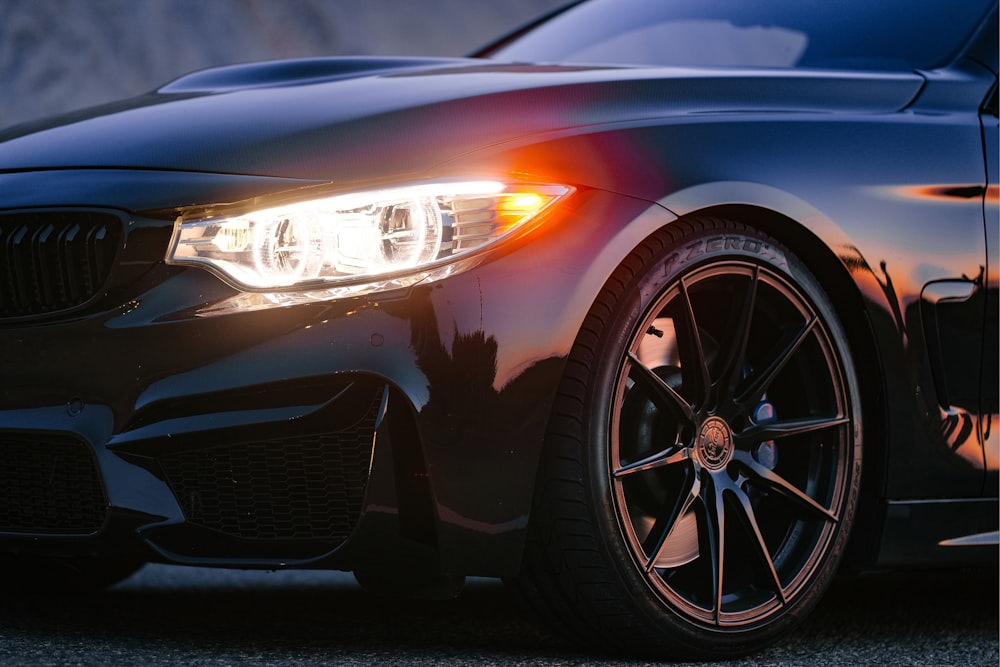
[887,184,988,203]
[506,193,544,210]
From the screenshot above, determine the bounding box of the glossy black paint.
[0,1,996,579]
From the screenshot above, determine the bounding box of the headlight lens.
[167,180,571,292]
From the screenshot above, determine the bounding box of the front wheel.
[517,219,862,659]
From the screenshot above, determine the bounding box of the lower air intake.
[159,400,379,542]
[0,433,107,534]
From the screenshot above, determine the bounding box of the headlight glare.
[167,180,570,291]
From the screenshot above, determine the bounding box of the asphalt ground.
[0,563,995,666]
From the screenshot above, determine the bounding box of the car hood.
[0,56,924,186]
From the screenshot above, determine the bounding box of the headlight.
[166,180,571,295]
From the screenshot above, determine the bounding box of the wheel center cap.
[697,416,734,470]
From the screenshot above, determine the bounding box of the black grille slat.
[159,400,379,542]
[32,223,55,305]
[0,433,107,534]
[54,223,77,303]
[83,223,106,295]
[0,211,122,318]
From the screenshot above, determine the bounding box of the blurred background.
[1,0,566,130]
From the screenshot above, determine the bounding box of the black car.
[0,0,996,659]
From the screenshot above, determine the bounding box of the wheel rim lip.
[608,260,852,628]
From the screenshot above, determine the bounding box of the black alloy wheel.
[517,218,862,659]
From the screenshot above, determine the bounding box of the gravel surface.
[0,564,995,666]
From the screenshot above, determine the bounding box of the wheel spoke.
[615,446,690,478]
[736,315,818,412]
[736,415,849,446]
[717,267,760,398]
[734,451,839,522]
[676,277,713,411]
[644,473,701,572]
[731,486,786,603]
[704,477,726,624]
[626,352,694,422]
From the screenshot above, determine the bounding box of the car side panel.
[443,99,988,501]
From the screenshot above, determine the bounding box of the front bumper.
[0,171,674,575]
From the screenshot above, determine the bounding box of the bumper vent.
[0,433,108,534]
[0,211,122,318]
[159,400,379,542]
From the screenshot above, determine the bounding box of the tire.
[516,218,862,659]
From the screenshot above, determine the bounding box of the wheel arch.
[671,202,889,566]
